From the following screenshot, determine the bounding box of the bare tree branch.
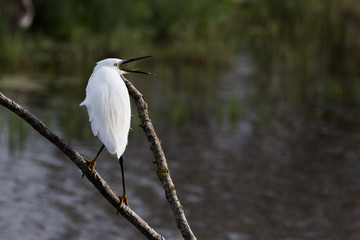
[123,77,197,240]
[0,91,165,240]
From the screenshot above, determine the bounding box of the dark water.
[1,51,360,240]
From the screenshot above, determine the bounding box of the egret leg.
[118,156,129,207]
[84,144,105,176]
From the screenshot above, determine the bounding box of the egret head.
[95,56,153,75]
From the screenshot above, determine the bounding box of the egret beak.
[119,56,153,75]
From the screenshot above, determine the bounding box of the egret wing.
[80,67,131,158]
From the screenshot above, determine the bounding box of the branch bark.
[0,91,165,240]
[123,77,197,240]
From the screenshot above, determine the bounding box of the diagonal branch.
[0,91,165,240]
[122,77,197,240]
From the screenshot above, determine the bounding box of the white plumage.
[80,58,131,158]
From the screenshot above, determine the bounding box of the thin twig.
[122,76,197,240]
[0,91,165,240]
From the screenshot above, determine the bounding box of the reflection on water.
[1,49,360,240]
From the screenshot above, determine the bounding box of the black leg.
[119,155,126,196]
[96,144,105,158]
[118,155,129,206]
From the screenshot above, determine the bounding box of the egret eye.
[114,63,117,67]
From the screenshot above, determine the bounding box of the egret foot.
[82,145,105,178]
[85,158,97,174]
[118,193,129,208]
[82,157,97,178]
[116,194,129,214]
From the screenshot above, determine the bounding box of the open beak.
[118,56,153,75]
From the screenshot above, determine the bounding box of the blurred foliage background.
[0,0,358,72]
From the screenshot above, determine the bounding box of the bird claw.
[116,194,129,214]
[82,157,96,178]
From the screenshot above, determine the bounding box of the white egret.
[80,56,152,206]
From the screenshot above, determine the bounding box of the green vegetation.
[0,0,238,70]
[1,0,360,73]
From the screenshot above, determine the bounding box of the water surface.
[1,50,360,240]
